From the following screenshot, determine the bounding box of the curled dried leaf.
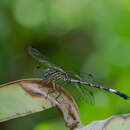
[0,78,82,130]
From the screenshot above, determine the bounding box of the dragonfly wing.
[74,83,95,104]
[66,70,94,83]
[33,64,46,78]
[66,71,95,104]
[28,46,61,70]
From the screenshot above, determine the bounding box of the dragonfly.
[28,46,130,103]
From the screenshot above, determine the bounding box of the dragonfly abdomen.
[70,79,130,100]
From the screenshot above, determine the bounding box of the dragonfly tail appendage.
[109,89,130,100]
[94,85,130,100]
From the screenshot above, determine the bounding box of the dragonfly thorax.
[43,69,68,82]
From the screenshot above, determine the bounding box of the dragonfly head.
[43,68,54,76]
[44,69,51,74]
[45,69,50,73]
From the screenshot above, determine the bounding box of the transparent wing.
[66,70,94,83]
[75,83,95,104]
[66,71,95,104]
[28,46,62,70]
[33,64,46,78]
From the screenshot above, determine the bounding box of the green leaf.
[0,79,52,122]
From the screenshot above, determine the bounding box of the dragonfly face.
[43,69,53,78]
[44,69,51,74]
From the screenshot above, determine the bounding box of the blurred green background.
[0,0,130,129]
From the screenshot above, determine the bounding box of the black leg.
[55,88,63,104]
[47,81,56,97]
[46,81,63,104]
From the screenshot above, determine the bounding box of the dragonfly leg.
[47,82,62,104]
[46,80,50,85]
[38,79,51,89]
[55,88,62,104]
[47,81,56,97]
[52,81,56,90]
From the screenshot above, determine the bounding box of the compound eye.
[44,69,50,73]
